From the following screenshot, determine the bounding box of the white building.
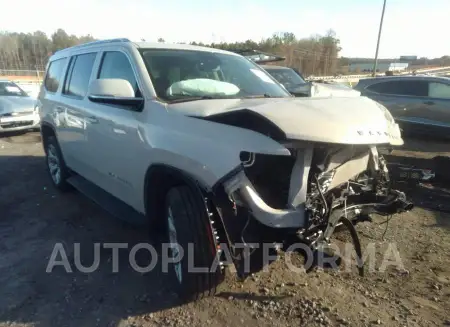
[348,62,409,73]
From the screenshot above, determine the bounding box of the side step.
[67,175,147,226]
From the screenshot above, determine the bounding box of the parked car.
[262,65,361,98]
[0,79,40,133]
[354,75,450,137]
[38,39,411,301]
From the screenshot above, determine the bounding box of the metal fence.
[0,69,45,80]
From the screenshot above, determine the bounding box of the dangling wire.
[314,175,328,215]
[344,181,350,219]
[380,214,393,240]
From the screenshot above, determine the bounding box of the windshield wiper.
[242,93,274,99]
[166,95,215,103]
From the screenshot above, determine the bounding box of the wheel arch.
[144,164,208,226]
[40,122,56,150]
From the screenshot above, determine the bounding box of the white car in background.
[0,80,40,133]
[262,65,361,98]
[231,49,361,98]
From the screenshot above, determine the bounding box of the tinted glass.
[428,82,450,99]
[44,58,67,92]
[265,68,307,88]
[367,80,428,96]
[64,52,97,97]
[140,49,291,101]
[98,51,138,95]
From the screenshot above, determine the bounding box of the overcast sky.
[0,0,448,58]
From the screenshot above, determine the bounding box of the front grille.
[0,121,34,129]
[1,111,34,118]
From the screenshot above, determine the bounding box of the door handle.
[55,106,65,113]
[423,101,435,105]
[86,115,99,124]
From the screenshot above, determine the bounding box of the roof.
[51,38,240,59]
[134,42,238,55]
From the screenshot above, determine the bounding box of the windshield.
[0,81,28,97]
[264,68,307,89]
[139,49,291,101]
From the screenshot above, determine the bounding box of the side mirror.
[87,79,144,111]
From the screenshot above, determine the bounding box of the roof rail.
[226,48,286,64]
[54,38,131,53]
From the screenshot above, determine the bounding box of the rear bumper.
[0,112,40,133]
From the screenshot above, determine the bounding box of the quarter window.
[366,80,428,97]
[428,82,450,99]
[63,52,97,98]
[98,51,139,95]
[44,58,67,93]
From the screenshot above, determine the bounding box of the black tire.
[164,185,224,301]
[44,136,72,192]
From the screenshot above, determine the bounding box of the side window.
[428,82,450,99]
[98,51,139,95]
[44,58,67,93]
[63,52,97,98]
[367,80,428,97]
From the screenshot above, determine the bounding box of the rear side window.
[98,51,139,95]
[366,80,428,97]
[63,52,97,98]
[44,58,67,93]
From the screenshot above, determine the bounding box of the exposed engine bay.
[214,143,413,277]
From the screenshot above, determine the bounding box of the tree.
[189,30,344,76]
[0,29,96,71]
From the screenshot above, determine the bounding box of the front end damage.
[210,143,413,278]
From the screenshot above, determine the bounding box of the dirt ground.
[1,132,449,327]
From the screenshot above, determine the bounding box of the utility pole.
[372,0,387,77]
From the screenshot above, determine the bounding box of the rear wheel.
[164,185,224,301]
[44,136,72,192]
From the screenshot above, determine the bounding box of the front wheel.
[164,185,224,301]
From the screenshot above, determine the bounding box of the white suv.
[38,38,412,301]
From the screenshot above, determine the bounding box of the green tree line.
[0,29,95,71]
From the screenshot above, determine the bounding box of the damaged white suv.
[38,38,412,301]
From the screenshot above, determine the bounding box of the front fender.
[139,112,290,188]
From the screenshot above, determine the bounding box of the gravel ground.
[0,132,449,327]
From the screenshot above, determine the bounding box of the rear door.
[40,57,70,156]
[59,51,99,179]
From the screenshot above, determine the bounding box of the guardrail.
[308,66,450,81]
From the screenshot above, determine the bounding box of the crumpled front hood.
[168,96,403,146]
[0,96,36,114]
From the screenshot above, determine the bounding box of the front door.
[364,79,432,134]
[422,80,450,134]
